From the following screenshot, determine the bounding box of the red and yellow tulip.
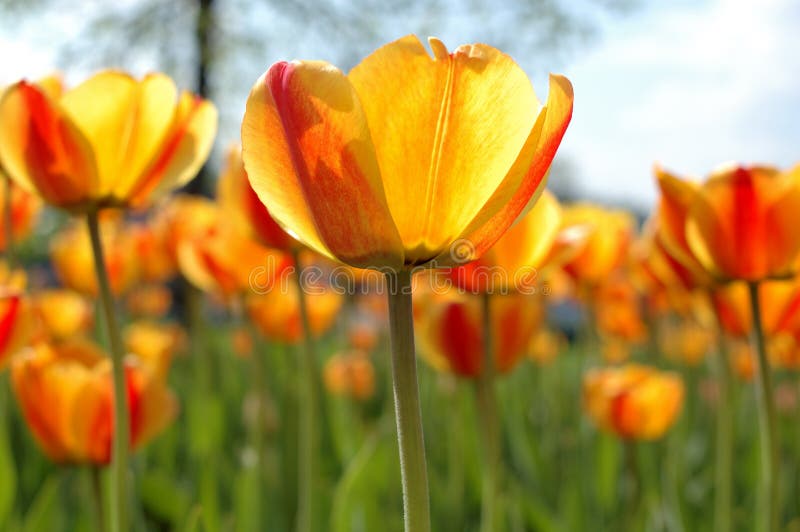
[241,35,573,270]
[583,364,684,440]
[0,71,217,211]
[11,339,177,464]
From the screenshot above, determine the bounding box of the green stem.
[710,294,733,532]
[476,292,500,532]
[385,270,431,532]
[747,281,780,532]
[90,467,107,532]
[3,174,14,269]
[87,209,129,532]
[293,249,316,532]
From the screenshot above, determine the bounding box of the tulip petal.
[438,74,574,264]
[0,82,98,207]
[60,71,140,197]
[349,35,544,264]
[130,91,218,205]
[242,61,402,269]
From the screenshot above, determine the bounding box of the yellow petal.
[349,35,540,263]
[242,61,402,268]
[129,91,218,205]
[60,71,140,197]
[452,74,574,262]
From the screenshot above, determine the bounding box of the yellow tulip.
[242,35,573,270]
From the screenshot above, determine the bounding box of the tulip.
[129,221,177,283]
[0,70,216,532]
[323,351,376,401]
[11,339,177,464]
[217,144,298,251]
[583,364,684,440]
[31,289,94,341]
[415,289,543,378]
[242,36,572,531]
[246,282,343,344]
[656,163,800,532]
[0,71,217,212]
[123,321,185,381]
[177,204,291,300]
[560,204,635,288]
[50,216,139,297]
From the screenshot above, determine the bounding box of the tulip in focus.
[242,34,573,270]
[11,339,177,464]
[583,364,684,440]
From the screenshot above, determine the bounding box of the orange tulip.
[449,190,587,293]
[0,177,42,251]
[246,281,343,343]
[323,351,376,400]
[660,164,800,282]
[583,364,684,440]
[124,321,185,380]
[414,290,544,377]
[658,318,714,366]
[31,289,93,341]
[242,35,573,270]
[130,221,177,283]
[594,276,647,344]
[178,208,291,299]
[50,217,139,296]
[560,204,635,287]
[217,144,298,251]
[0,71,217,212]
[11,339,177,464]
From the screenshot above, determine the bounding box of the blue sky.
[2,0,798,209]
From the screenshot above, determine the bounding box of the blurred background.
[3,0,798,214]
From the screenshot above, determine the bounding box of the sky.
[1,0,798,209]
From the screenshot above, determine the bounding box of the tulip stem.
[292,249,316,532]
[476,292,501,532]
[87,209,129,532]
[710,295,734,532]
[3,174,14,269]
[90,466,107,532]
[747,281,780,532]
[385,269,431,532]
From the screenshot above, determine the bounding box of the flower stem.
[710,293,734,532]
[90,466,107,532]
[292,249,316,532]
[385,270,430,532]
[747,281,780,532]
[476,292,500,532]
[3,175,14,269]
[87,209,129,532]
